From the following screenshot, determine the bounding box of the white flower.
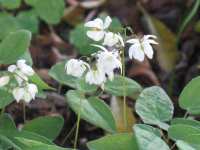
[8,60,35,85]
[85,16,112,41]
[12,83,38,103]
[103,32,124,47]
[96,46,122,81]
[65,59,89,78]
[17,59,34,76]
[0,76,10,87]
[85,67,106,86]
[127,35,158,61]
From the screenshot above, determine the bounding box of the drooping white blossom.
[95,46,122,81]
[12,83,38,103]
[65,59,89,78]
[103,32,124,47]
[8,59,35,85]
[0,76,10,87]
[85,67,106,86]
[85,16,112,41]
[127,35,158,62]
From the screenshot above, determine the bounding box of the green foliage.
[17,10,39,34]
[134,124,170,150]
[0,90,13,109]
[66,90,116,133]
[104,75,142,98]
[23,116,64,141]
[0,0,21,9]
[0,30,31,64]
[25,0,65,24]
[179,76,200,114]
[135,86,174,130]
[87,133,138,150]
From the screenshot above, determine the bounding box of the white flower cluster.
[65,16,158,87]
[0,59,38,103]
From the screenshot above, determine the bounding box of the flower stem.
[73,95,82,149]
[121,47,128,130]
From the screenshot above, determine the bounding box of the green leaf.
[0,13,20,40]
[49,61,97,93]
[168,124,200,149]
[0,0,21,9]
[177,0,200,41]
[87,133,138,150]
[134,124,170,150]
[135,86,174,130]
[19,51,33,66]
[176,140,196,150]
[0,90,13,109]
[171,118,200,129]
[17,10,39,34]
[66,90,116,133]
[0,135,21,150]
[0,113,16,130]
[26,0,65,24]
[70,23,99,55]
[104,75,142,98]
[179,76,200,114]
[23,116,64,141]
[0,30,31,64]
[30,74,53,90]
[16,138,73,150]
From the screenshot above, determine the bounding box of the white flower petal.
[17,61,34,76]
[143,42,154,59]
[27,83,38,99]
[103,32,119,47]
[143,35,157,40]
[104,16,112,29]
[8,65,17,73]
[84,18,104,29]
[12,87,25,103]
[126,38,140,44]
[85,68,106,85]
[23,92,32,103]
[0,76,10,87]
[86,31,105,41]
[91,44,108,51]
[129,44,145,61]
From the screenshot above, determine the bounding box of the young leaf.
[168,124,200,149]
[0,90,13,109]
[23,116,64,141]
[17,10,39,34]
[0,0,21,9]
[66,90,116,133]
[70,23,99,55]
[0,13,20,40]
[104,75,142,98]
[26,0,65,24]
[135,86,174,130]
[179,76,200,114]
[0,30,31,64]
[87,133,138,150]
[16,138,73,150]
[134,124,170,150]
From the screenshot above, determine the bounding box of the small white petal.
[129,44,145,61]
[17,61,34,76]
[103,32,119,47]
[23,92,32,103]
[12,87,25,103]
[85,68,106,85]
[84,18,104,29]
[91,44,108,51]
[104,16,112,29]
[0,76,10,87]
[8,65,17,73]
[27,83,38,99]
[126,38,140,44]
[143,35,157,40]
[86,31,105,41]
[116,33,125,47]
[143,42,154,59]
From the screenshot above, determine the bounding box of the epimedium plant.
[0,13,200,150]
